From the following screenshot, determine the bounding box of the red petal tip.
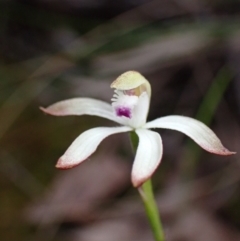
[39,106,49,114]
[219,148,236,156]
[55,157,79,169]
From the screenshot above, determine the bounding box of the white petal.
[132,129,163,187]
[144,115,235,155]
[56,126,131,168]
[130,92,150,128]
[40,98,121,124]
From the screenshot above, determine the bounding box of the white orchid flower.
[41,71,235,187]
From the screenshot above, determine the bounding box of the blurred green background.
[0,1,240,241]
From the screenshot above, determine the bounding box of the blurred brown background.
[1,0,240,240]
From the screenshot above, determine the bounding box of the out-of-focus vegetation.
[1,1,240,240]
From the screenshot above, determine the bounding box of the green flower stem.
[139,180,165,241]
[130,132,165,241]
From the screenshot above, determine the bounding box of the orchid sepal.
[56,126,132,169]
[110,70,151,98]
[132,129,163,187]
[40,97,122,125]
[144,115,235,156]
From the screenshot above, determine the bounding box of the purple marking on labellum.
[115,106,131,118]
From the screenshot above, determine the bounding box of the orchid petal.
[132,129,163,187]
[131,92,150,128]
[56,126,131,169]
[40,98,122,124]
[144,115,235,155]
